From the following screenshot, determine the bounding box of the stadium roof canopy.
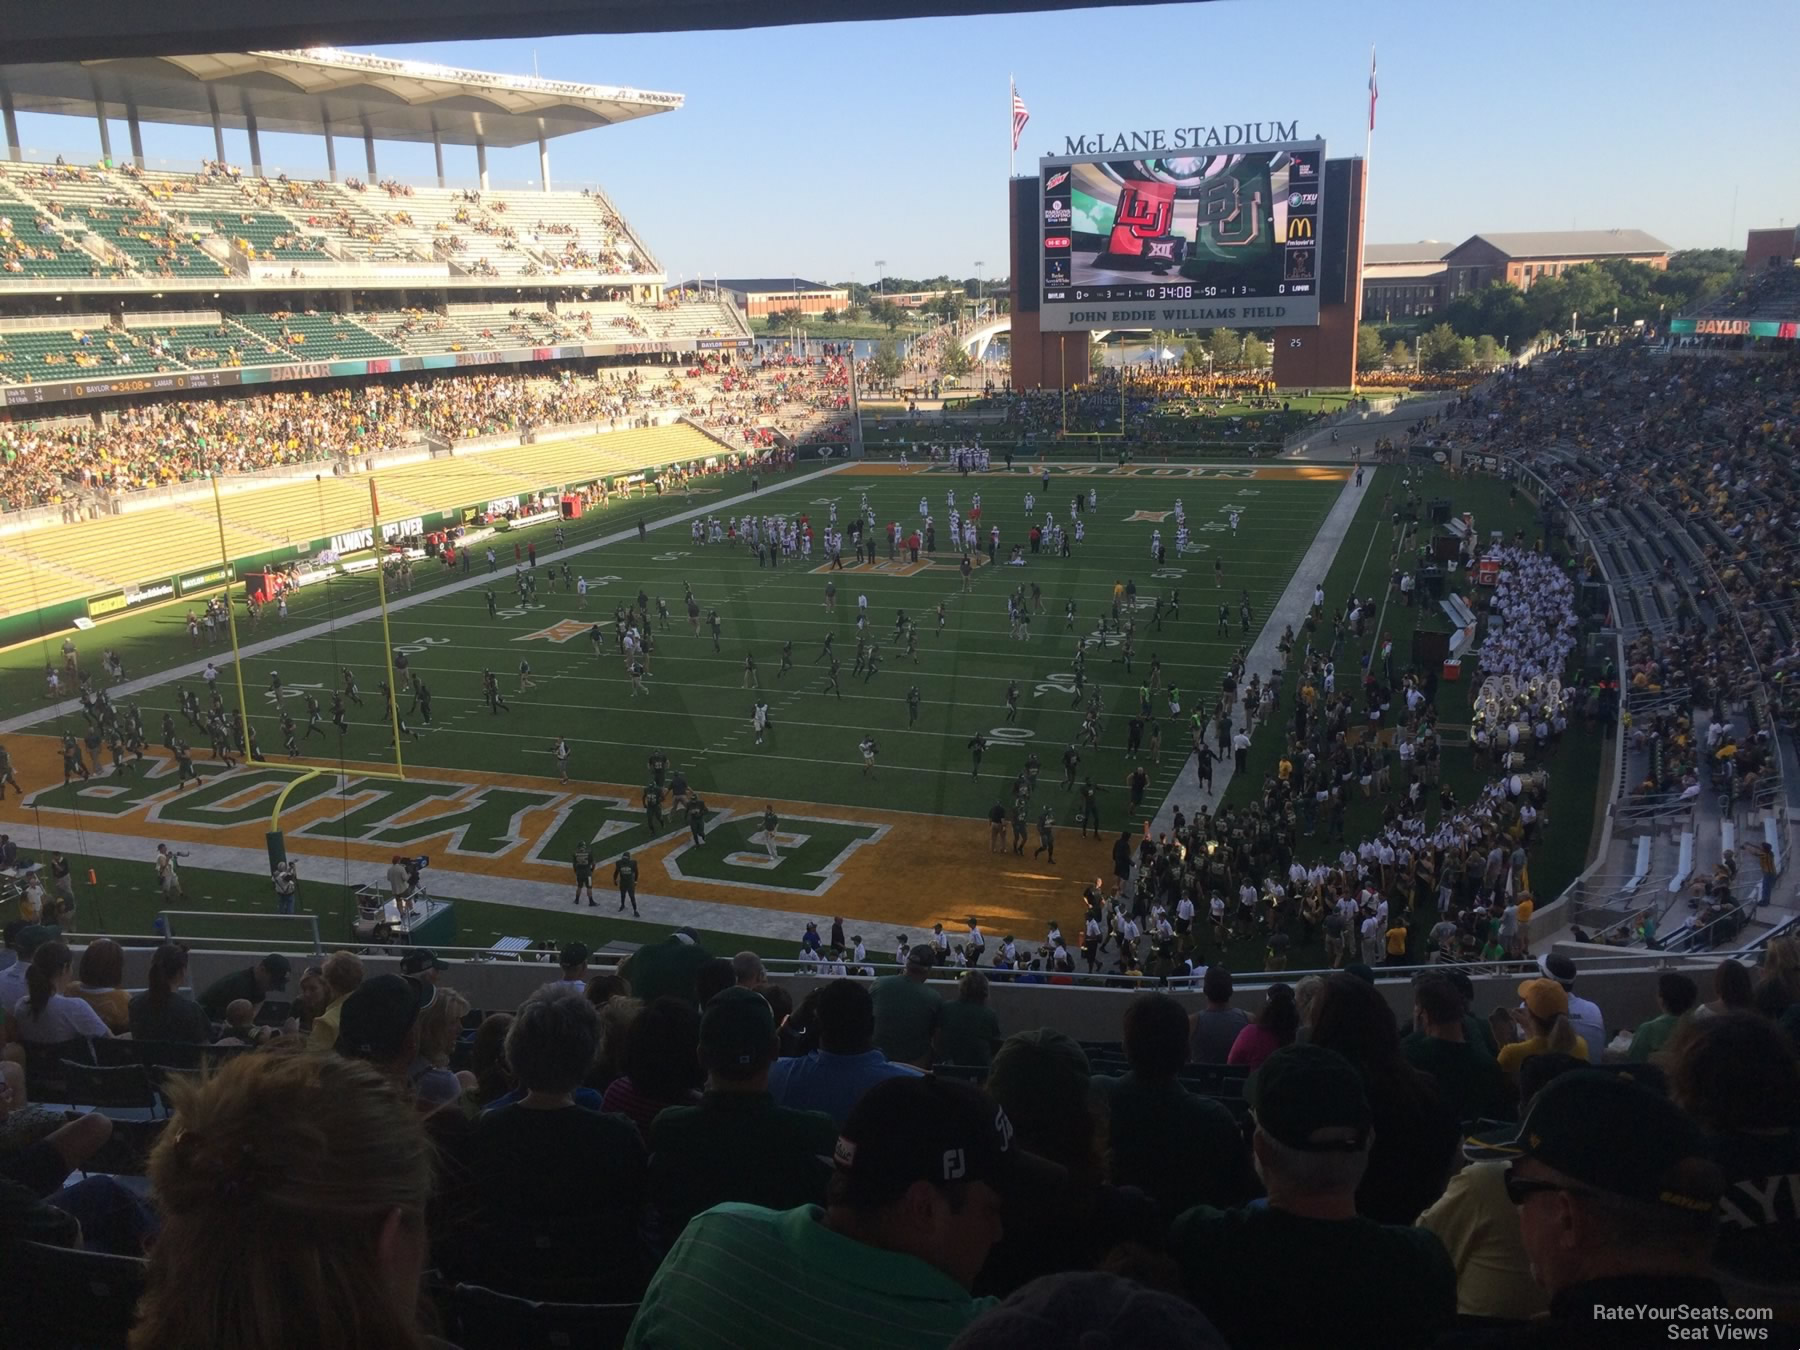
[0,49,683,149]
[7,1,1195,65]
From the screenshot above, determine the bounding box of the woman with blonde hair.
[131,1050,437,1350]
[1496,977,1586,1075]
[411,985,474,1112]
[1755,935,1800,1021]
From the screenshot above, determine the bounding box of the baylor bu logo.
[518,620,591,644]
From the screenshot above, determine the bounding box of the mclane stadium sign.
[1062,122,1301,155]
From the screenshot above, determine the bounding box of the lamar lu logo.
[517,619,592,644]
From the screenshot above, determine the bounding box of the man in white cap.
[1537,953,1605,1062]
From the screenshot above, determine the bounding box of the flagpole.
[1359,46,1376,387]
[1364,45,1376,195]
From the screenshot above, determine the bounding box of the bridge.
[961,319,1147,361]
[961,318,1010,360]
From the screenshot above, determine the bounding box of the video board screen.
[1038,141,1324,331]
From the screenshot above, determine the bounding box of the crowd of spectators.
[1684,265,1800,323]
[0,351,848,511]
[1,918,1796,1348]
[1438,344,1800,803]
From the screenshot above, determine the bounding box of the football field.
[1,459,1352,949]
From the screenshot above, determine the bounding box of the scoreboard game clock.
[1038,140,1325,332]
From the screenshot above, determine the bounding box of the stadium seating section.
[0,422,726,618]
[0,162,660,280]
[0,161,744,389]
[0,186,125,279]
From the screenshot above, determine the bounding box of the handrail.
[46,931,1778,989]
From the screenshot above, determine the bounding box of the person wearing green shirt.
[1402,975,1513,1124]
[626,1075,1056,1350]
[1628,971,1699,1062]
[1103,993,1256,1220]
[871,948,945,1069]
[646,988,836,1248]
[1168,1044,1457,1350]
[934,970,1003,1069]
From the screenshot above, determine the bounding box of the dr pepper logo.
[1044,170,1070,191]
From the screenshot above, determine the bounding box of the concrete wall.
[99,943,1692,1052]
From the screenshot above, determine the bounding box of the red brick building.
[1745,227,1799,272]
[1441,230,1669,300]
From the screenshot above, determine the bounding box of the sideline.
[1145,467,1372,836]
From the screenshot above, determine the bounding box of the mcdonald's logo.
[1286,217,1314,242]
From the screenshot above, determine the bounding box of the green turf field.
[0,465,825,713]
[7,464,1349,824]
[0,455,1607,963]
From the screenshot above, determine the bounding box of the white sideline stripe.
[1145,469,1369,834]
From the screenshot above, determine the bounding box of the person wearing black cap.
[1168,1044,1456,1350]
[646,987,837,1245]
[620,927,714,1005]
[198,952,291,1021]
[556,942,591,989]
[399,948,449,986]
[1442,1070,1730,1348]
[334,973,434,1083]
[627,1076,1059,1349]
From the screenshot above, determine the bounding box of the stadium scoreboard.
[1038,141,1325,332]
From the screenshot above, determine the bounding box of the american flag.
[1368,50,1379,132]
[1011,84,1030,152]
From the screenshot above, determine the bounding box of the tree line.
[1359,250,1742,371]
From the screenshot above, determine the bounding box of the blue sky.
[13,0,1798,282]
